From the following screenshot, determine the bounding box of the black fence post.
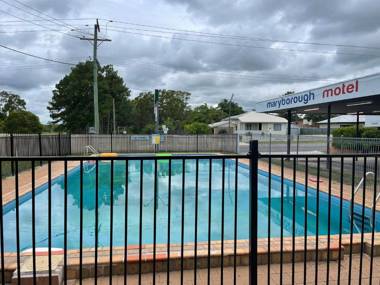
[69,133,72,155]
[196,134,199,153]
[296,134,300,156]
[10,133,14,176]
[269,132,272,155]
[249,140,258,285]
[38,133,42,166]
[110,132,113,152]
[58,132,61,156]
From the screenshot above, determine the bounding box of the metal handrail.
[84,145,98,155]
[351,171,375,230]
[373,191,380,211]
[353,171,375,196]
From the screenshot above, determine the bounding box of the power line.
[0,29,70,33]
[4,0,93,36]
[103,18,380,51]
[0,18,95,23]
[0,6,83,39]
[106,27,380,57]
[0,43,76,65]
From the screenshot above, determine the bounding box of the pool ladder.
[83,145,98,173]
[350,171,376,232]
[84,145,99,155]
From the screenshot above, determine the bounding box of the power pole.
[112,97,116,134]
[154,89,160,134]
[228,93,234,133]
[80,19,111,134]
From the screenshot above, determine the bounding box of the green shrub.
[184,122,211,134]
[332,126,360,138]
[332,126,380,152]
[361,127,380,138]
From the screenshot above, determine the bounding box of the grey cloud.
[25,0,88,17]
[3,0,380,123]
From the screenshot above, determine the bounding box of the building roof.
[209,111,287,128]
[236,111,288,123]
[318,115,380,125]
[208,121,230,128]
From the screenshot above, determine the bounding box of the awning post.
[356,112,360,138]
[287,110,292,155]
[326,104,331,155]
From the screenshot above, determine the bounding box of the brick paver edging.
[1,233,380,281]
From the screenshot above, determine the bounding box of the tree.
[303,113,328,124]
[130,92,154,133]
[278,111,299,122]
[188,104,225,124]
[217,99,244,117]
[0,91,26,119]
[4,110,43,133]
[48,61,131,133]
[158,90,191,133]
[130,89,191,134]
[184,122,211,134]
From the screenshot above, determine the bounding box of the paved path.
[68,254,380,284]
[1,160,79,205]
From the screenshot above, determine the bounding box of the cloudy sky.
[1,0,380,123]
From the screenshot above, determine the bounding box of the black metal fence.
[0,141,379,284]
[0,134,71,157]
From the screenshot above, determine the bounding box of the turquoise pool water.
[2,159,380,252]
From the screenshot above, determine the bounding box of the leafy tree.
[158,90,191,132]
[4,110,43,133]
[130,89,191,134]
[303,113,328,124]
[188,104,225,124]
[0,91,26,119]
[217,99,244,117]
[184,122,211,134]
[48,61,131,133]
[130,92,154,133]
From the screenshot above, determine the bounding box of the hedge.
[332,126,380,152]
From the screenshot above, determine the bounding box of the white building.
[318,115,380,129]
[209,111,288,135]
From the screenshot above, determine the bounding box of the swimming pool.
[2,159,380,252]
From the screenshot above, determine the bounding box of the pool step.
[11,249,64,285]
[352,211,372,232]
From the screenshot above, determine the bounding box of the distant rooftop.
[318,115,380,126]
[209,111,287,128]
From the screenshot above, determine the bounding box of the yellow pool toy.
[99,152,118,157]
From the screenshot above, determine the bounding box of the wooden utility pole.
[80,19,111,134]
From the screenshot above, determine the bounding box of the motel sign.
[255,73,380,112]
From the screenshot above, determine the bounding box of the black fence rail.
[0,141,379,284]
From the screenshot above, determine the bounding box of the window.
[245,123,260,130]
[273,123,282,131]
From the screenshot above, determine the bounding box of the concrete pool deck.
[241,158,380,212]
[1,161,79,206]
[1,232,380,281]
[67,254,380,284]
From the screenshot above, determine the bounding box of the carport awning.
[255,73,380,115]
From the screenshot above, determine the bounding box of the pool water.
[2,159,380,252]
